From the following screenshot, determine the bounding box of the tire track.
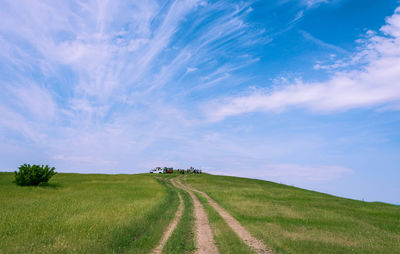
[171,178,219,254]
[178,180,273,254]
[150,192,184,254]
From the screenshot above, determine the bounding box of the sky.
[0,0,400,204]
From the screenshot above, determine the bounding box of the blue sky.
[1,0,400,204]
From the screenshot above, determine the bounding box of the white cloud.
[206,7,400,121]
[291,10,304,23]
[304,0,330,8]
[7,82,57,120]
[381,7,400,37]
[300,30,348,54]
[0,0,265,172]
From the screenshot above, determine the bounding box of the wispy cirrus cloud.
[0,0,265,171]
[303,0,330,8]
[300,30,348,54]
[280,0,334,9]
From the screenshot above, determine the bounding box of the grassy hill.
[183,174,400,254]
[0,172,399,253]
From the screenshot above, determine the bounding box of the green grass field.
[0,172,178,253]
[1,171,399,254]
[183,174,400,254]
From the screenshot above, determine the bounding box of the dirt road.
[179,180,273,254]
[171,179,219,254]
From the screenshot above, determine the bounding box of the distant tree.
[14,164,56,186]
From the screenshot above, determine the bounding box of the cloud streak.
[206,7,400,121]
[0,0,265,171]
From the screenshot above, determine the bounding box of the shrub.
[14,164,57,186]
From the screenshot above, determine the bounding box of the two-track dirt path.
[178,179,273,254]
[150,192,184,254]
[171,178,219,254]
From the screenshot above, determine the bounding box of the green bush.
[14,164,56,186]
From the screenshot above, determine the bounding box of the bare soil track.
[150,192,184,254]
[171,179,219,254]
[179,179,273,254]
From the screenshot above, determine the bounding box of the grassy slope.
[0,172,178,254]
[183,174,400,254]
[2,171,399,254]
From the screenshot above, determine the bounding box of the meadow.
[1,171,399,253]
[0,172,179,253]
[183,174,400,254]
